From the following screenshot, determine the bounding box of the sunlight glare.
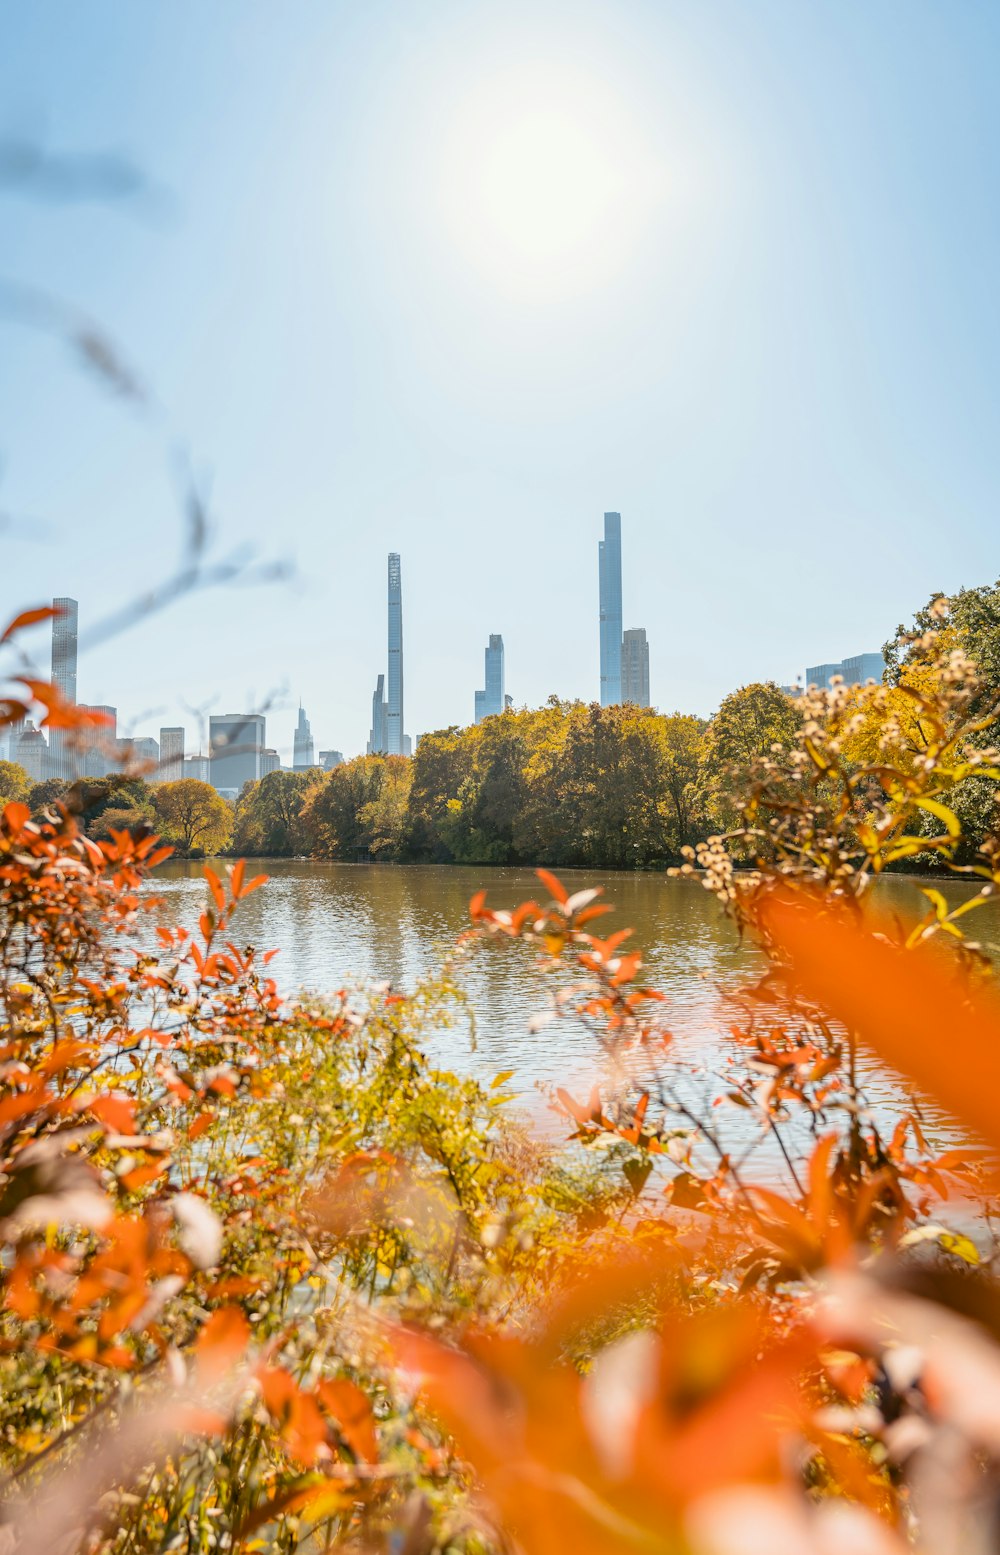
[437,65,664,296]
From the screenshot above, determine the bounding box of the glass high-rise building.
[293,703,315,770]
[386,553,406,756]
[621,627,650,708]
[474,634,505,723]
[806,651,886,689]
[160,726,185,782]
[209,713,266,792]
[49,597,79,777]
[598,513,622,706]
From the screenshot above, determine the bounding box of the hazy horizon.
[2,0,998,762]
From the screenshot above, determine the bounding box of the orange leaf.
[761,890,1000,1154]
[195,1306,251,1382]
[0,604,62,645]
[535,867,568,905]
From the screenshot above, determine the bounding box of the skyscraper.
[368,674,388,755]
[49,597,79,778]
[474,634,505,723]
[386,552,406,755]
[598,513,622,706]
[621,628,651,707]
[209,713,266,793]
[293,703,315,770]
[160,726,185,782]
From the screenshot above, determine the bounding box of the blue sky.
[1,0,998,761]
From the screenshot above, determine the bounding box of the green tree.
[699,682,802,833]
[27,777,71,814]
[300,755,409,860]
[232,770,316,856]
[405,728,473,860]
[153,779,233,856]
[0,761,30,806]
[657,713,707,852]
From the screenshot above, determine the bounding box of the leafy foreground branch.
[2,625,1000,1551]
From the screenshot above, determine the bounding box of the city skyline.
[2,585,891,790]
[3,4,996,759]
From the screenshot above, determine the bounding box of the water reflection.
[149,860,1000,1116]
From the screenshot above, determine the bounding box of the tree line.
[3,576,997,866]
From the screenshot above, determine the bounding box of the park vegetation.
[1,588,1000,1553]
[8,578,998,877]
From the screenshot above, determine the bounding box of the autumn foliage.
[3,598,1000,1554]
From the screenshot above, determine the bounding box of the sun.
[435,64,664,296]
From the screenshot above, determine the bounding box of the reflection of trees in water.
[147,862,1000,1105]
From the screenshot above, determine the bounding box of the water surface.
[150,861,999,1135]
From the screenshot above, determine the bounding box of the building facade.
[209,714,266,792]
[368,674,388,755]
[386,552,405,755]
[293,703,315,770]
[806,651,886,689]
[159,726,185,782]
[261,749,281,776]
[16,722,48,781]
[621,627,650,707]
[184,754,210,783]
[49,597,79,778]
[474,634,505,723]
[598,513,623,706]
[319,750,344,770]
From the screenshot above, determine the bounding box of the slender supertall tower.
[386,553,405,756]
[49,597,79,776]
[598,514,622,706]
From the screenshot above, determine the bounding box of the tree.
[232,770,316,856]
[88,804,154,841]
[887,578,1000,703]
[27,777,72,814]
[699,682,802,833]
[657,713,707,852]
[153,779,233,856]
[300,756,402,860]
[0,761,30,806]
[405,728,474,860]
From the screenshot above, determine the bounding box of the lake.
[150,860,1000,1143]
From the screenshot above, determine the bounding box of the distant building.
[621,627,650,708]
[504,694,514,712]
[184,754,210,783]
[474,634,505,723]
[386,552,407,756]
[368,673,388,755]
[16,721,48,781]
[319,750,344,771]
[49,597,79,778]
[79,706,117,778]
[780,685,802,699]
[209,714,266,792]
[122,736,159,770]
[261,748,281,776]
[160,726,184,782]
[806,651,886,689]
[598,513,623,706]
[293,703,315,770]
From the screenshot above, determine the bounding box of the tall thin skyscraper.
[474,634,505,723]
[293,703,315,770]
[598,514,622,706]
[49,597,79,777]
[621,628,651,707]
[386,552,405,756]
